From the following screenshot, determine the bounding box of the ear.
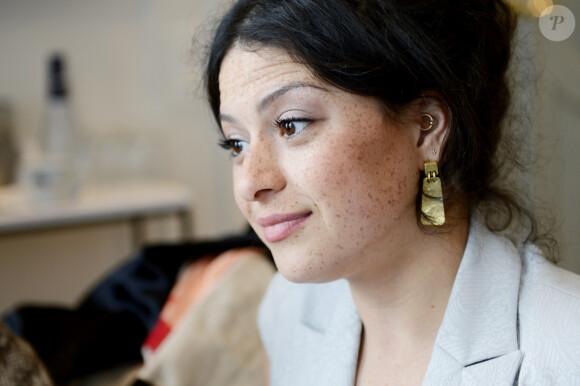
[409,94,450,171]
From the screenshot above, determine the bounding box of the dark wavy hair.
[203,0,557,261]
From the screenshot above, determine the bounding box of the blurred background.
[0,0,578,313]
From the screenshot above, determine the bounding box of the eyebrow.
[257,81,325,111]
[219,81,325,125]
[219,113,237,124]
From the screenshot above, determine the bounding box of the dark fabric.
[3,307,144,386]
[2,229,270,385]
[131,380,154,386]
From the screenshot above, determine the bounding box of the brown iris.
[231,140,244,154]
[280,121,296,136]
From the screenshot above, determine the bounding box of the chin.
[271,250,342,284]
[277,269,317,284]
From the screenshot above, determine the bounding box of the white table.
[0,181,193,246]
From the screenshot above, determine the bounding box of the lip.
[257,211,312,243]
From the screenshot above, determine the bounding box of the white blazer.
[258,219,580,385]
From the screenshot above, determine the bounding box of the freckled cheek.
[297,148,351,195]
[303,141,416,223]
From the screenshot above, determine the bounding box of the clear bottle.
[22,53,85,205]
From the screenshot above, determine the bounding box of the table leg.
[130,217,146,249]
[178,210,193,240]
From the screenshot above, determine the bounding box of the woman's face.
[219,46,424,283]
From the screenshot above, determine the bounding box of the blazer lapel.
[461,351,523,385]
[295,279,362,386]
[424,220,523,385]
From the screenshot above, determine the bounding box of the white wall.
[0,0,246,239]
[507,9,580,274]
[533,12,580,273]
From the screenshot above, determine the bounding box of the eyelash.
[274,116,312,138]
[218,137,246,157]
[218,116,313,157]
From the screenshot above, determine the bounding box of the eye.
[276,118,311,138]
[219,138,248,157]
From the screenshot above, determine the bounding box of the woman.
[204,0,580,384]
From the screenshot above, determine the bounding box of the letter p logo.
[540,5,575,41]
[550,15,565,30]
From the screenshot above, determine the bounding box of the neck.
[348,207,469,350]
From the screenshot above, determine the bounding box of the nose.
[235,139,286,202]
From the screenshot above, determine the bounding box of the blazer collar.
[296,279,362,386]
[424,219,523,384]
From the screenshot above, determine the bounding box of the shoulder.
[519,244,580,316]
[517,245,580,383]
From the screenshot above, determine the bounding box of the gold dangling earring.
[421,161,445,226]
